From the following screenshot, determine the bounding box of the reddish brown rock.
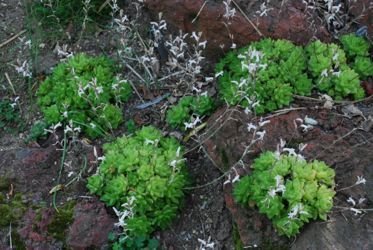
[348,0,373,36]
[18,208,63,249]
[203,106,373,247]
[144,0,332,59]
[66,200,115,249]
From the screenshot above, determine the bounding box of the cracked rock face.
[202,106,373,248]
[144,0,332,60]
[144,0,372,61]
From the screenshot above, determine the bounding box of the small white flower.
[358,198,366,205]
[304,115,318,125]
[259,119,270,127]
[232,174,240,183]
[145,139,155,145]
[320,69,328,78]
[199,40,207,49]
[299,143,308,152]
[300,124,313,132]
[283,148,296,156]
[215,71,224,78]
[54,122,62,130]
[288,203,308,219]
[350,207,362,215]
[268,188,277,198]
[347,197,356,206]
[97,156,106,162]
[64,125,73,134]
[256,130,266,141]
[247,123,257,132]
[355,176,366,185]
[184,122,194,130]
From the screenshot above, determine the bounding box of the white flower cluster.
[275,138,307,161]
[268,175,286,198]
[198,236,215,250]
[256,0,273,17]
[113,196,137,237]
[14,60,32,78]
[223,0,236,19]
[288,203,309,219]
[302,0,345,30]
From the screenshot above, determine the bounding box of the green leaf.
[340,34,370,58]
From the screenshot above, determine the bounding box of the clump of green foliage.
[47,201,76,241]
[37,53,132,138]
[29,0,110,30]
[0,193,27,227]
[306,40,365,100]
[110,233,159,250]
[25,120,49,143]
[216,39,312,114]
[216,38,367,113]
[166,95,215,129]
[233,151,335,237]
[87,126,188,245]
[340,34,373,79]
[0,99,23,133]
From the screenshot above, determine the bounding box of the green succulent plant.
[216,38,312,114]
[166,95,215,129]
[216,38,367,114]
[87,126,188,242]
[0,99,23,133]
[233,151,335,237]
[37,53,132,138]
[29,0,111,29]
[339,34,373,79]
[306,40,365,100]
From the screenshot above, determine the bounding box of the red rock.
[348,0,373,36]
[362,80,373,96]
[66,200,115,249]
[203,106,373,247]
[144,0,332,60]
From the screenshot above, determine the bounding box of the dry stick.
[232,0,263,37]
[134,32,155,81]
[98,0,111,13]
[124,63,145,103]
[192,0,208,23]
[0,30,26,48]
[8,223,12,250]
[4,73,16,95]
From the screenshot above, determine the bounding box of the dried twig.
[192,0,209,23]
[98,0,111,13]
[124,63,145,102]
[231,0,263,37]
[4,73,16,95]
[0,30,26,48]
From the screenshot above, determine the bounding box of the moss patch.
[233,223,244,250]
[47,201,76,241]
[0,176,11,191]
[0,193,27,227]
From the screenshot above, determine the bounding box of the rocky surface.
[0,133,114,249]
[66,200,116,249]
[144,0,332,59]
[202,104,373,248]
[144,0,373,61]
